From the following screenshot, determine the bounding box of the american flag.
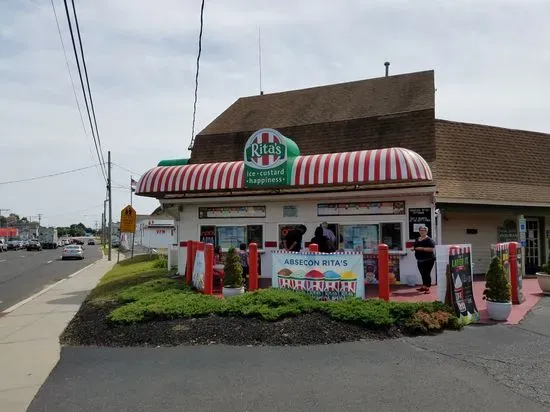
[130,177,137,192]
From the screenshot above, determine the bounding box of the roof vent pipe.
[384,62,390,77]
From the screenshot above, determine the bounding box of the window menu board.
[408,208,432,239]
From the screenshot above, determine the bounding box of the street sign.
[120,205,136,233]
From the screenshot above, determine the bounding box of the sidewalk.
[0,257,115,412]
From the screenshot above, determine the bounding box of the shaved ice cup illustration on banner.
[290,269,307,291]
[323,270,341,301]
[277,268,293,289]
[339,271,358,299]
[306,270,325,299]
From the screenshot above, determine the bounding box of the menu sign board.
[408,208,432,239]
[199,206,266,219]
[318,201,405,216]
[448,246,480,324]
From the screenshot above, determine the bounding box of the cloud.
[0,0,549,227]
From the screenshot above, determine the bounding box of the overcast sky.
[1,0,549,228]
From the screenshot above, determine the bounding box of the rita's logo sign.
[244,128,287,169]
[243,128,300,188]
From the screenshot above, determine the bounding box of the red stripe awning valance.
[136,148,432,196]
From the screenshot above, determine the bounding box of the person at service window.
[311,226,336,253]
[284,225,307,252]
[411,225,436,294]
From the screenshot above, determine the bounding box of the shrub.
[153,255,168,269]
[542,262,550,274]
[323,298,395,328]
[483,256,511,302]
[223,247,243,288]
[404,310,459,335]
[109,290,224,323]
[220,288,322,321]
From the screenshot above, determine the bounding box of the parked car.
[7,240,21,250]
[0,239,7,252]
[88,239,96,245]
[27,240,42,251]
[62,245,84,260]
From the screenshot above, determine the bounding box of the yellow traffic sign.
[120,205,137,233]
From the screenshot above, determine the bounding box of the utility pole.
[108,151,112,261]
[103,198,107,246]
[37,213,42,228]
[101,212,105,245]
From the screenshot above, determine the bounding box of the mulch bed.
[60,301,402,347]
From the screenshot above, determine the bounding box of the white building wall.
[176,191,435,282]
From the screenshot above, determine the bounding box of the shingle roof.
[197,70,435,135]
[435,120,550,204]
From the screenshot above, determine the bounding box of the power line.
[112,163,142,176]
[188,0,206,151]
[70,0,106,169]
[62,0,107,181]
[0,164,102,185]
[50,0,102,182]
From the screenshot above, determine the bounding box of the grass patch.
[92,257,461,334]
[89,255,169,303]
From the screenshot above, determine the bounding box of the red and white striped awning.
[136,147,432,196]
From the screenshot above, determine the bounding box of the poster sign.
[199,206,265,219]
[192,250,205,291]
[491,242,525,304]
[448,246,480,324]
[363,254,401,285]
[317,201,405,216]
[436,244,473,302]
[271,251,364,301]
[408,208,432,239]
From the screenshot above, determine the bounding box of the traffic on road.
[0,241,103,312]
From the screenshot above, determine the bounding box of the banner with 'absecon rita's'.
[272,251,364,301]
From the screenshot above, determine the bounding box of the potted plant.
[222,247,245,297]
[536,262,550,295]
[483,256,512,321]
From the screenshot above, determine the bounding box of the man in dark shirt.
[284,225,307,252]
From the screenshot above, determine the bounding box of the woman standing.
[412,225,436,293]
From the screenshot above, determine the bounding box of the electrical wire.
[112,163,142,177]
[70,0,106,169]
[188,0,206,151]
[62,0,107,180]
[50,0,102,182]
[0,164,102,185]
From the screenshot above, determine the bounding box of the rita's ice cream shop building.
[136,126,436,288]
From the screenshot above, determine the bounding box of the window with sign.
[339,222,403,252]
[200,225,264,250]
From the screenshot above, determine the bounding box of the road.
[0,246,102,312]
[28,299,550,411]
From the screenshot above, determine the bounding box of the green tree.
[223,247,243,288]
[0,216,6,227]
[483,257,511,302]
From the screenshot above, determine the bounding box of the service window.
[247,225,263,247]
[380,222,403,251]
[201,225,264,250]
[340,224,379,252]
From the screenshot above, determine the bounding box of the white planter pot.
[222,286,245,297]
[486,300,512,321]
[536,273,550,295]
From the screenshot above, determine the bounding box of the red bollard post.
[185,240,194,285]
[248,243,258,291]
[204,243,213,295]
[378,244,390,301]
[309,243,319,253]
[509,242,524,304]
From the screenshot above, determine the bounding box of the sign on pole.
[120,205,136,233]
